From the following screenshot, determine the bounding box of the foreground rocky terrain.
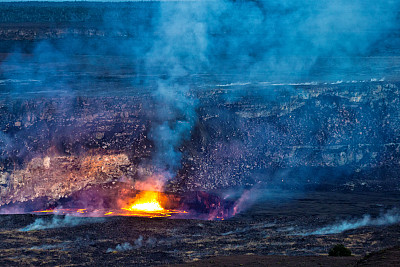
[0,191,399,266]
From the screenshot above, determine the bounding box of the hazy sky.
[0,0,146,1]
[0,0,177,2]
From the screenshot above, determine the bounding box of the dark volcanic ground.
[0,191,399,266]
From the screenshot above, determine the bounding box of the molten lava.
[33,190,186,218]
[117,191,187,218]
[120,190,182,218]
[124,191,165,213]
[31,185,233,219]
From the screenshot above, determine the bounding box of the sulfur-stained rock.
[0,153,133,206]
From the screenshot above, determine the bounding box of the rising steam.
[298,208,400,235]
[144,2,207,183]
[20,215,104,231]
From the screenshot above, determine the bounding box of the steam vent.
[1,1,400,266]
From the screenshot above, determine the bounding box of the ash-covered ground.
[0,191,399,266]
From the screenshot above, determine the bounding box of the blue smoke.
[143,2,209,179]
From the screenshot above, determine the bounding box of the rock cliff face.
[1,81,400,207]
[0,96,153,206]
[0,154,130,206]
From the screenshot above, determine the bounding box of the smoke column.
[144,2,208,184]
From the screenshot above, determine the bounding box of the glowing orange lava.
[34,209,55,213]
[121,191,177,217]
[33,191,187,218]
[125,191,165,212]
